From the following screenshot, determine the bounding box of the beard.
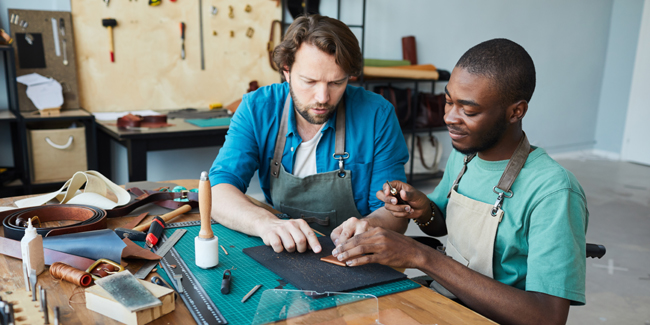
[451,114,509,156]
[289,81,337,125]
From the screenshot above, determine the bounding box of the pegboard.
[8,9,81,112]
[70,0,282,112]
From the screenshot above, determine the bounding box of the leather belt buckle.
[86,258,124,280]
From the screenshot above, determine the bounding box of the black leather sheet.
[243,237,406,293]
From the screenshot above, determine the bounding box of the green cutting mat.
[150,224,420,324]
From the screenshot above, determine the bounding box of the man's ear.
[508,100,528,123]
[282,66,291,82]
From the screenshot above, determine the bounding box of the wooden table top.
[0,180,495,324]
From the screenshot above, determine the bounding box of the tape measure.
[148,0,161,6]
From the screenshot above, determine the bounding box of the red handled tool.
[145,216,166,248]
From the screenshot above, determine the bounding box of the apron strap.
[490,133,530,216]
[270,95,347,179]
[447,153,476,198]
[494,133,530,193]
[270,96,291,178]
[332,98,348,177]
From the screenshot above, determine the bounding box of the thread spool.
[49,262,93,287]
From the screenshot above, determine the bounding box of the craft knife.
[134,229,186,279]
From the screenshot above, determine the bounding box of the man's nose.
[314,84,330,104]
[444,103,460,125]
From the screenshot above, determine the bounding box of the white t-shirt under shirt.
[293,125,325,178]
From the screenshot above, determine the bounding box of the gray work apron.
[269,96,363,235]
[430,134,531,299]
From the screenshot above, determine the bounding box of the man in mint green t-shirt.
[331,39,588,324]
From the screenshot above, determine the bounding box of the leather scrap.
[320,255,346,267]
[121,238,161,260]
[122,212,149,230]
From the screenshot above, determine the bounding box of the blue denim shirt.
[209,82,409,215]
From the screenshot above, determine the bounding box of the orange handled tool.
[134,204,191,232]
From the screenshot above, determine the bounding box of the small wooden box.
[27,126,87,183]
[85,279,176,325]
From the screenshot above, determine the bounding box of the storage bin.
[27,126,87,183]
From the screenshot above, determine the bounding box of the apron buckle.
[491,187,512,216]
[333,152,349,178]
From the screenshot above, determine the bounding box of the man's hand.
[259,218,322,254]
[330,217,370,246]
[331,227,429,269]
[379,181,431,221]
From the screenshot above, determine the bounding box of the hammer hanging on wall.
[102,18,117,62]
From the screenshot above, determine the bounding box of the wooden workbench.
[0,180,495,324]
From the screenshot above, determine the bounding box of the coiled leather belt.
[1,189,199,240]
[2,205,107,241]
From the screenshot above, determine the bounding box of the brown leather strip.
[122,212,149,230]
[495,134,530,193]
[0,236,97,270]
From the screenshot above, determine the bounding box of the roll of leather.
[2,204,107,240]
[401,36,417,65]
[116,114,172,128]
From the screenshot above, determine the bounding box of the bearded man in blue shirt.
[209,15,409,254]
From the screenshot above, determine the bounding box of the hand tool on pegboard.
[102,18,117,62]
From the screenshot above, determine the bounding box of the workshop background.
[0,0,649,324]
[0,0,647,183]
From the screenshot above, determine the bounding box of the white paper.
[25,80,64,110]
[93,110,162,121]
[16,73,51,86]
[16,73,64,110]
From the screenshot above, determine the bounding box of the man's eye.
[445,101,452,106]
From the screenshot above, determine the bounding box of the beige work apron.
[430,135,530,299]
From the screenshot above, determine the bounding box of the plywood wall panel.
[71,0,281,112]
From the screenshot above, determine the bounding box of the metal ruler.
[159,237,228,324]
[133,229,187,279]
[166,219,215,229]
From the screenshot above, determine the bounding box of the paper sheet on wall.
[16,73,64,110]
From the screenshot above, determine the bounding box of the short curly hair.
[456,38,536,106]
[273,15,363,77]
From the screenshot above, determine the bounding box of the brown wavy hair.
[273,15,363,77]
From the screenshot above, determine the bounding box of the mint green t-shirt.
[428,148,588,305]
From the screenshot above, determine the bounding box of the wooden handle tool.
[133,204,191,232]
[198,171,214,239]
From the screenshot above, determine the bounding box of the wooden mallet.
[102,18,117,62]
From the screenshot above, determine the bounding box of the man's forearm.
[417,247,570,325]
[211,183,279,237]
[364,207,409,234]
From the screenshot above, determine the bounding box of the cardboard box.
[27,126,87,183]
[85,278,176,325]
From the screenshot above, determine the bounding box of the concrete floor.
[247,155,650,324]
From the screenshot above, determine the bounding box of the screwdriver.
[145,216,166,248]
[180,22,186,60]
